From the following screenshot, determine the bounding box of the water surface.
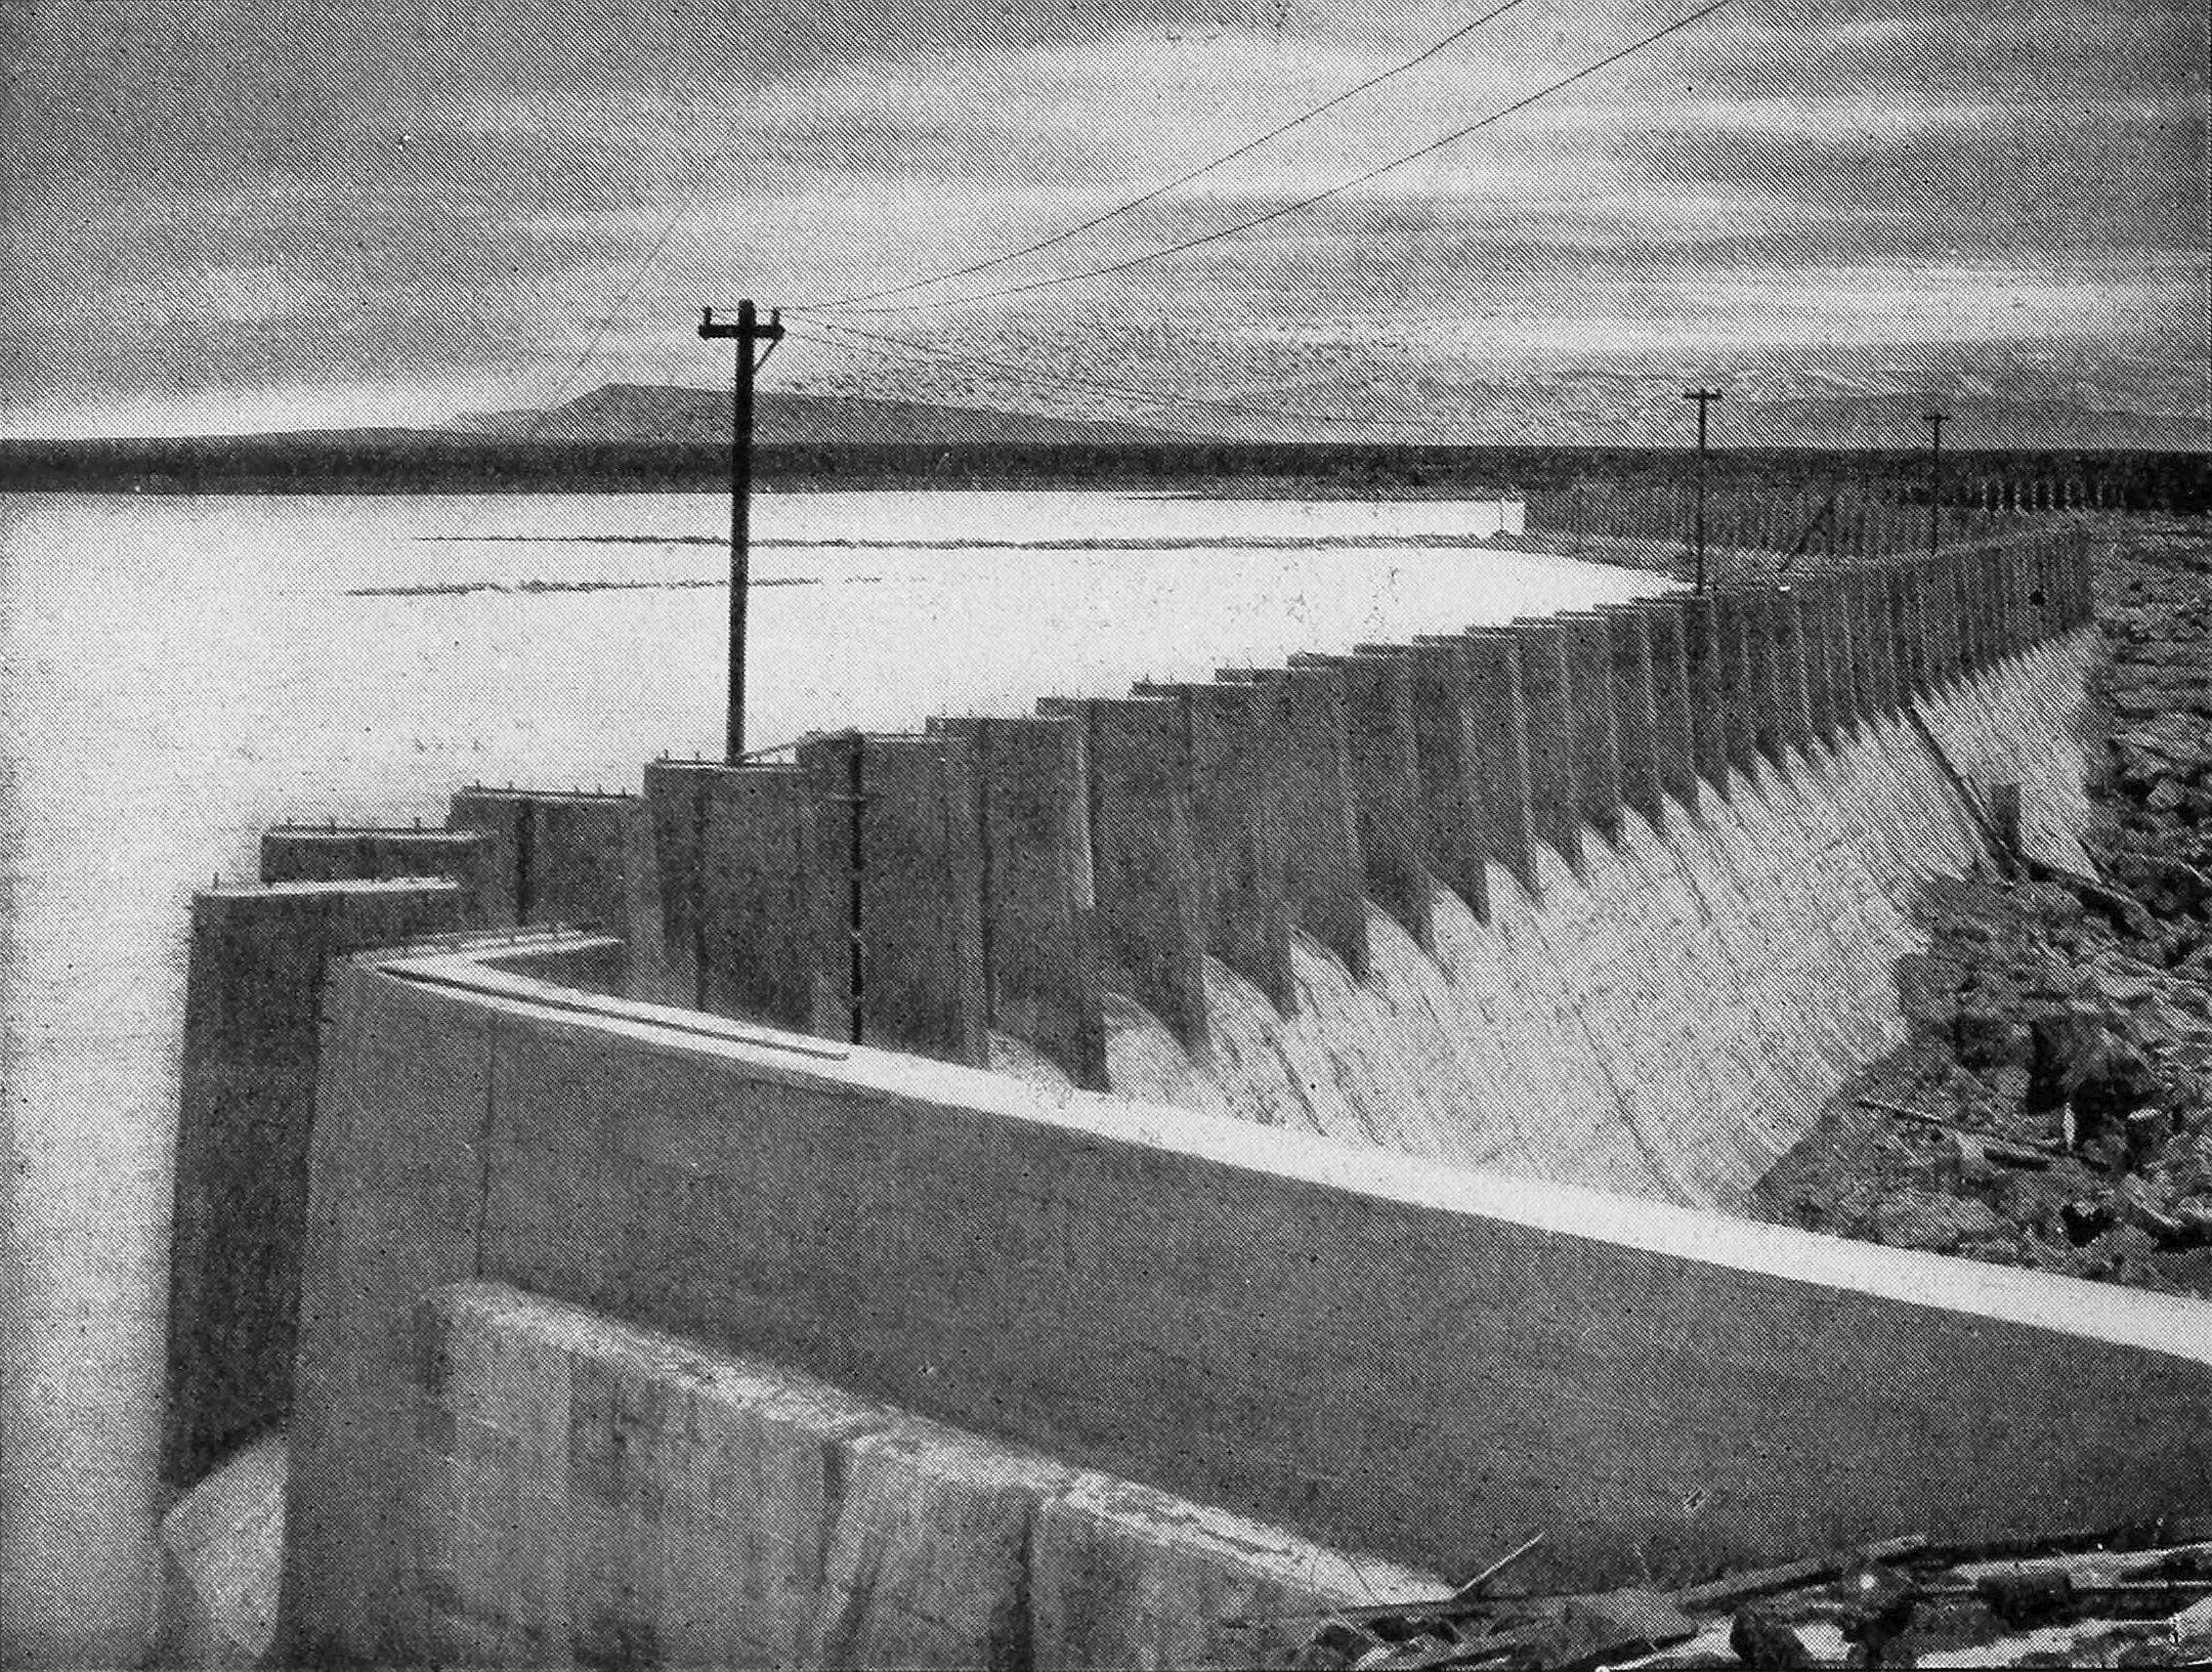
[0,488,1665,1663]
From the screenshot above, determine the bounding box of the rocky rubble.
[1274,1521,2212,1669]
[1756,520,2212,1297]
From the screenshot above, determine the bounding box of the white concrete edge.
[357,934,2212,1371]
[201,878,466,900]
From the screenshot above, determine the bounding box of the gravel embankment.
[1753,520,2212,1294]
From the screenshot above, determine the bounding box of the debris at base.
[1257,1518,2212,1669]
[1756,522,2212,1300]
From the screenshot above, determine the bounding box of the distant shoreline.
[3,435,2205,508]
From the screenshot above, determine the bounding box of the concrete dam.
[151,528,2212,1668]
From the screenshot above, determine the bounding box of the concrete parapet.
[1672,596,1731,796]
[282,946,2212,1650]
[447,791,664,993]
[644,759,816,1030]
[1820,574,1859,730]
[1729,589,1784,767]
[1255,665,1371,979]
[934,716,1110,1089]
[1133,681,1297,1012]
[1507,620,1584,872]
[165,879,464,1489]
[1945,551,1978,679]
[1070,698,1212,1054]
[1766,588,1815,755]
[1556,614,1625,839]
[401,1280,1442,1671]
[1321,652,1434,947]
[1916,556,1958,687]
[1706,590,1756,772]
[1966,549,1993,664]
[1991,546,2018,658]
[797,733,988,1064]
[2021,541,2052,640]
[447,789,527,924]
[2023,542,2059,643]
[1595,606,1665,829]
[1794,579,1840,748]
[642,758,706,1007]
[1851,567,1896,716]
[1831,570,1874,726]
[1458,632,1543,893]
[259,826,490,920]
[1992,546,2021,660]
[1890,563,1928,698]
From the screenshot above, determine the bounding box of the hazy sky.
[3,0,2202,436]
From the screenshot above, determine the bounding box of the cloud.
[1,0,2199,435]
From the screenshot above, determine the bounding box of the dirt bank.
[1753,518,2212,1295]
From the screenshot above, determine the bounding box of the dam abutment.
[136,526,2136,1666]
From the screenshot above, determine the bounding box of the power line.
[789,0,1533,315]
[787,318,1472,430]
[511,110,767,438]
[792,0,1733,318]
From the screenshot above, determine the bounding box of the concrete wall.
[447,788,668,998]
[259,826,492,920]
[1181,624,2097,1208]
[407,1280,1438,1669]
[586,537,2093,1215]
[164,879,464,1488]
[282,936,2212,1661]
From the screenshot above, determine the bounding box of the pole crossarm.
[701,300,787,762]
[1925,410,1948,560]
[1682,388,1722,593]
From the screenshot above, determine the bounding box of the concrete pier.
[1135,681,1297,1014]
[1635,601,1700,816]
[797,733,989,1065]
[1401,638,1493,920]
[1068,698,1211,1055]
[934,716,1110,1089]
[1321,652,1433,948]
[1253,665,1371,979]
[259,825,491,919]
[1557,614,1625,841]
[1595,605,1665,830]
[165,879,465,1488]
[1510,620,1584,872]
[1674,595,1731,796]
[1459,631,1543,894]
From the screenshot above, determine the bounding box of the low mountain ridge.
[454,383,1199,448]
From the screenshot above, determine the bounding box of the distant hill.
[1725,393,2211,453]
[454,383,1203,449]
[1250,354,2211,451]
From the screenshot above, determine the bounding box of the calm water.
[0,488,1666,1663]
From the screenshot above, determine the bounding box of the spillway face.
[1172,628,2099,1211]
[143,531,2114,1665]
[528,536,2096,1227]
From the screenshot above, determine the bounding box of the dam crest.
[154,530,2205,1668]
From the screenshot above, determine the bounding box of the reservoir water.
[0,488,1669,1664]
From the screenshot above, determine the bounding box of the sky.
[1,0,2203,438]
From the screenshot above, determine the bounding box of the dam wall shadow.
[272,927,2212,1662]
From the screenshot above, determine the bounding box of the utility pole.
[700,300,786,761]
[1924,410,1947,560]
[1682,388,1722,591]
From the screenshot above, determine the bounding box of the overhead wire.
[785,0,1734,318]
[787,0,1533,314]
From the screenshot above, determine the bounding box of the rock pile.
[1757,521,2212,1296]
